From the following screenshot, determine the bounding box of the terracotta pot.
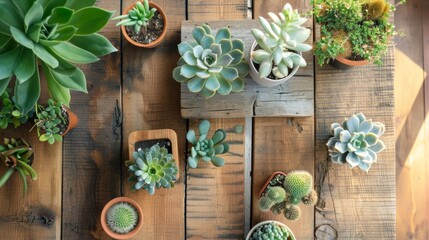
[121,1,167,48]
[258,171,287,198]
[100,197,143,239]
[332,56,369,69]
[249,41,300,87]
[246,220,296,240]
[61,107,78,136]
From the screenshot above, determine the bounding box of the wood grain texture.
[0,126,61,240]
[395,0,429,238]
[186,119,246,239]
[180,20,314,118]
[315,47,396,240]
[250,1,315,239]
[121,0,187,239]
[61,0,122,239]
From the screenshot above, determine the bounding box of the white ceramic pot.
[249,41,301,87]
[246,220,296,240]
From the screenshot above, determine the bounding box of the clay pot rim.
[258,171,287,198]
[245,220,296,240]
[335,56,369,67]
[100,197,143,240]
[61,106,78,136]
[121,1,168,48]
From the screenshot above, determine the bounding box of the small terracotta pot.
[246,220,296,240]
[332,56,369,69]
[100,197,143,240]
[61,107,78,136]
[249,41,300,87]
[121,1,167,48]
[259,171,287,198]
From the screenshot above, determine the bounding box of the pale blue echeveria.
[173,24,249,98]
[251,3,312,78]
[186,120,229,168]
[326,113,386,173]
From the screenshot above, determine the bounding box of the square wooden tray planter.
[179,20,314,119]
[128,129,180,180]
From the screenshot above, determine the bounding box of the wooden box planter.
[128,129,180,179]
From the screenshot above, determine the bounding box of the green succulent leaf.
[229,49,244,65]
[204,74,220,91]
[68,7,114,35]
[13,47,36,83]
[178,42,193,55]
[33,43,59,68]
[65,0,97,10]
[211,156,225,167]
[48,7,74,25]
[10,27,34,49]
[211,129,226,145]
[0,46,20,79]
[215,27,231,43]
[199,120,210,135]
[11,0,32,16]
[186,129,197,145]
[50,63,87,93]
[14,67,40,114]
[69,34,117,57]
[0,2,24,31]
[220,67,239,81]
[42,62,71,106]
[188,156,198,168]
[215,74,232,95]
[230,78,244,92]
[187,76,205,93]
[50,42,99,64]
[0,77,12,96]
[219,39,232,54]
[24,2,43,30]
[200,35,215,49]
[231,39,244,52]
[192,26,206,44]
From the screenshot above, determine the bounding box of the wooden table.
[0,0,395,239]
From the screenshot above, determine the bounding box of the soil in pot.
[125,9,164,45]
[134,138,172,153]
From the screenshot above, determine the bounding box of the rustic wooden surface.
[180,20,314,118]
[1,0,424,239]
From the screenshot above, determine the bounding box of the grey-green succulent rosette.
[126,144,178,195]
[186,120,229,168]
[249,222,295,240]
[173,24,249,99]
[326,113,386,172]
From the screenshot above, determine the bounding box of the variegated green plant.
[186,120,229,168]
[251,3,312,78]
[0,0,117,114]
[113,0,156,34]
[326,113,386,172]
[173,24,249,99]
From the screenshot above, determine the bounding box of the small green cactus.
[249,222,293,240]
[186,120,229,168]
[126,144,178,195]
[270,201,286,215]
[283,170,313,203]
[106,202,139,234]
[258,196,274,212]
[267,186,287,203]
[302,189,318,206]
[113,0,157,34]
[284,204,301,221]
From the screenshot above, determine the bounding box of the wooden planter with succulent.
[258,171,317,221]
[126,129,179,195]
[246,220,296,240]
[0,1,117,115]
[32,99,78,144]
[312,0,404,67]
[114,0,167,48]
[250,3,312,87]
[0,138,37,193]
[100,197,143,239]
[173,24,249,99]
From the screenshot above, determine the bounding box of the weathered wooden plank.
[186,1,249,239]
[315,48,396,239]
[395,0,428,238]
[121,0,187,239]
[0,126,61,240]
[61,0,122,238]
[251,1,315,239]
[180,20,314,118]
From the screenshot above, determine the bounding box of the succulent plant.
[251,3,312,79]
[258,171,316,221]
[0,138,37,193]
[106,202,139,234]
[186,120,229,168]
[0,0,117,114]
[0,89,30,129]
[32,99,68,144]
[326,113,386,173]
[249,222,293,240]
[173,24,249,98]
[126,144,178,195]
[113,0,156,34]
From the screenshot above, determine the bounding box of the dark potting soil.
[134,139,172,153]
[125,9,164,44]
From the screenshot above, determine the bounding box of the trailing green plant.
[249,222,294,240]
[186,120,229,168]
[311,0,405,65]
[106,202,139,234]
[0,89,30,129]
[258,171,317,221]
[0,138,37,193]
[326,112,386,173]
[126,144,178,195]
[173,24,249,98]
[32,99,68,144]
[251,3,311,79]
[113,0,156,34]
[0,0,117,114]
